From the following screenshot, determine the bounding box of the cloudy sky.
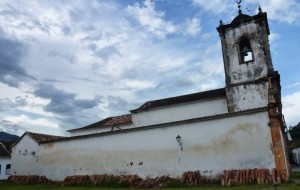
[0,0,299,136]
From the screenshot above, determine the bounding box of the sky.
[0,0,299,136]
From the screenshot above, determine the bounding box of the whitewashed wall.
[132,98,228,127]
[70,124,134,137]
[0,158,11,180]
[232,82,268,111]
[32,111,274,181]
[11,135,39,175]
[292,147,300,165]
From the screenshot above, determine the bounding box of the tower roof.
[231,13,252,24]
[217,12,270,35]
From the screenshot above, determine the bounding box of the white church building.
[11,7,290,181]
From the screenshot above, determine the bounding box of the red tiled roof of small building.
[0,140,15,157]
[25,132,64,143]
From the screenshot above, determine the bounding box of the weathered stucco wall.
[231,82,268,112]
[223,22,269,84]
[132,98,228,127]
[69,124,134,137]
[11,135,39,175]
[31,111,274,181]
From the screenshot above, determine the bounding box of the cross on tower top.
[236,0,242,14]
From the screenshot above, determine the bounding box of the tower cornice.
[217,12,269,35]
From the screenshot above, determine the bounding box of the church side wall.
[36,111,274,181]
[132,98,228,127]
[11,136,39,175]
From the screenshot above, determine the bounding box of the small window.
[6,164,11,175]
[239,37,253,63]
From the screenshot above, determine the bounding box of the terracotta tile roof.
[68,114,132,132]
[0,140,15,157]
[131,88,226,113]
[25,132,64,143]
[104,114,132,126]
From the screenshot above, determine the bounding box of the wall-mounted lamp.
[31,151,36,156]
[176,135,183,151]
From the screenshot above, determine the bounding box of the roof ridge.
[143,88,225,103]
[131,88,226,113]
[26,131,63,138]
[25,131,64,143]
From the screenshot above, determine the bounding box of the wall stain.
[186,123,262,154]
[43,143,54,149]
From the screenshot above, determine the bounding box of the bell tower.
[217,3,280,113]
[217,2,289,178]
[217,7,274,86]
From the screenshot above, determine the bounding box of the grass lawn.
[0,181,299,190]
[1,172,300,190]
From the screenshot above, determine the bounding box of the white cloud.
[2,114,63,136]
[193,0,300,23]
[123,79,156,90]
[1,0,209,135]
[1,0,296,138]
[282,91,300,126]
[287,82,300,88]
[269,32,280,44]
[127,0,175,38]
[185,18,201,36]
[5,114,58,128]
[193,0,235,15]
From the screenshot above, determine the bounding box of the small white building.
[10,132,63,176]
[292,147,300,165]
[0,141,14,180]
[11,8,290,181]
